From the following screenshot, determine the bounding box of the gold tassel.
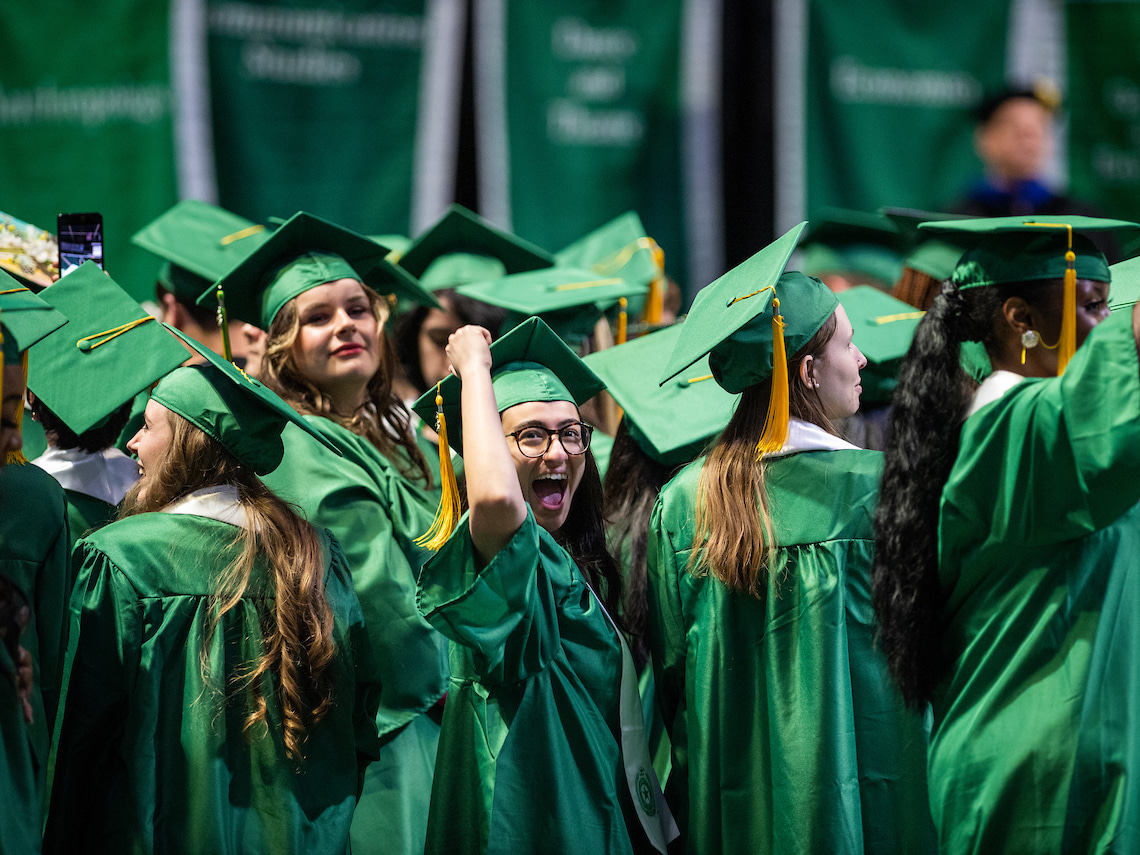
[616,297,628,344]
[755,298,790,458]
[644,240,666,326]
[216,286,234,363]
[1057,249,1077,375]
[6,350,28,466]
[415,383,461,550]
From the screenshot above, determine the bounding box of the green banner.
[0,1,176,302]
[475,0,690,294]
[207,0,431,237]
[805,0,1009,218]
[1067,0,1140,222]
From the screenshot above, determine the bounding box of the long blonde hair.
[120,413,337,762]
[259,282,430,485]
[689,312,838,595]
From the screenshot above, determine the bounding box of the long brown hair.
[259,283,431,485]
[120,412,337,762]
[689,311,838,595]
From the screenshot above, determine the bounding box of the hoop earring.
[1020,329,1039,365]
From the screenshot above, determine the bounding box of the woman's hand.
[445,326,493,381]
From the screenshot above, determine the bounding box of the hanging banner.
[474,0,696,297]
[805,0,1009,219]
[1067,0,1140,223]
[0,1,176,302]
[207,0,436,239]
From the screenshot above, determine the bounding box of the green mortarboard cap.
[661,223,838,393]
[882,207,971,281]
[836,285,925,404]
[0,271,68,363]
[369,234,411,256]
[918,215,1140,289]
[556,211,661,288]
[411,316,605,455]
[153,325,342,474]
[454,266,648,345]
[27,262,188,435]
[583,323,740,466]
[1108,255,1140,313]
[394,205,554,290]
[199,211,440,329]
[131,200,273,303]
[799,208,905,287]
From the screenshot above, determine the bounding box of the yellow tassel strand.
[1058,250,1077,375]
[415,383,461,550]
[6,350,29,466]
[755,298,790,458]
[216,286,234,363]
[645,239,666,326]
[616,297,628,344]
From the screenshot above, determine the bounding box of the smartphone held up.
[57,212,103,278]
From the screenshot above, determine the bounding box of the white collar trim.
[162,485,253,530]
[32,446,140,505]
[765,418,862,458]
[967,370,1026,418]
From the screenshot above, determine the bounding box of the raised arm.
[446,326,528,564]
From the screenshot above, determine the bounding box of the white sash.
[585,581,679,852]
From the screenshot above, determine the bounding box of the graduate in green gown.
[0,282,70,853]
[44,329,381,854]
[873,215,1140,854]
[411,317,676,854]
[201,212,449,855]
[647,225,937,854]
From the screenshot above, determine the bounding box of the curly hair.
[120,411,337,763]
[259,282,430,485]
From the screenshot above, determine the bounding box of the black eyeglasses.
[505,422,594,458]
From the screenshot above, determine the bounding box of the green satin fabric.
[0,461,70,804]
[262,417,448,855]
[43,513,381,854]
[648,449,936,855]
[418,511,645,855]
[0,645,40,855]
[932,309,1140,854]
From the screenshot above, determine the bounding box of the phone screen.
[57,213,104,278]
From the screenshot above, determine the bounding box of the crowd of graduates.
[4,87,1140,855]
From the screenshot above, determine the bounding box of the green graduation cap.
[0,271,68,363]
[412,316,604,458]
[131,199,273,303]
[919,214,1140,373]
[836,285,925,405]
[582,323,739,467]
[454,266,648,345]
[882,207,970,281]
[198,211,440,329]
[369,233,411,257]
[1108,254,1140,313]
[394,204,554,291]
[27,261,189,435]
[799,208,905,288]
[152,325,342,475]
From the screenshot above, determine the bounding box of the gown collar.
[32,446,140,506]
[162,485,253,530]
[765,418,862,458]
[966,370,1026,418]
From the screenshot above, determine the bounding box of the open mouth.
[532,473,567,510]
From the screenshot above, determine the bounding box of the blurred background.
[2,0,1137,307]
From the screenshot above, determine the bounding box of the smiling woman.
[410,318,674,854]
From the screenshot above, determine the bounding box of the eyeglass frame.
[504,421,595,458]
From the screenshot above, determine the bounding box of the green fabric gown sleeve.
[263,419,449,735]
[0,644,41,855]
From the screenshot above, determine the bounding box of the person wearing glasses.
[410,317,675,854]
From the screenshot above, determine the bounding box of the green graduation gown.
[0,642,39,855]
[418,510,647,855]
[44,504,381,854]
[262,417,449,855]
[930,308,1140,854]
[648,430,936,855]
[0,460,70,802]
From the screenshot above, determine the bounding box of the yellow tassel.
[644,240,666,326]
[1057,250,1077,375]
[616,297,628,344]
[6,351,28,466]
[415,383,461,550]
[216,286,233,363]
[755,298,790,458]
